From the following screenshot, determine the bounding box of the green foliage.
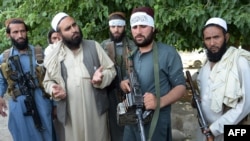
[0,0,250,52]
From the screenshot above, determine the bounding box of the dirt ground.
[0,90,196,141]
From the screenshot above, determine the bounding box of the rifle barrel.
[185,70,213,139]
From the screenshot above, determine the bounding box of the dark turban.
[131,6,154,19]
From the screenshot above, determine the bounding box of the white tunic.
[196,47,250,141]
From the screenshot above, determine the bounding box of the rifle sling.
[148,42,160,141]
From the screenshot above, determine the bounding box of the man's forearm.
[160,85,186,108]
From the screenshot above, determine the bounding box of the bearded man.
[0,18,53,141]
[196,17,250,141]
[120,7,186,141]
[100,11,136,141]
[43,12,116,141]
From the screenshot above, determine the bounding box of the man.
[196,17,250,141]
[45,29,61,56]
[0,18,53,141]
[48,28,61,44]
[43,12,116,141]
[46,28,65,141]
[120,7,186,141]
[100,11,136,141]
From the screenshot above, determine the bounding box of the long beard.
[205,40,227,63]
[133,30,154,48]
[110,31,125,43]
[62,30,83,49]
[11,37,29,50]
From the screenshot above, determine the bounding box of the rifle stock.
[185,70,213,141]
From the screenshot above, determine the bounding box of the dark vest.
[57,40,109,124]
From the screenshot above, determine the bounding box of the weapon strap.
[28,47,34,75]
[127,42,160,140]
[106,41,116,63]
[148,42,160,141]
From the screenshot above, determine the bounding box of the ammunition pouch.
[35,66,50,99]
[1,62,18,100]
[1,62,50,100]
[117,102,153,126]
[34,46,50,98]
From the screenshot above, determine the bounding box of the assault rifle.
[185,71,213,141]
[126,68,146,141]
[117,66,154,141]
[8,55,44,132]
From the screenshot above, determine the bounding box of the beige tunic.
[43,41,116,141]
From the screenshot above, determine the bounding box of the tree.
[0,0,250,53]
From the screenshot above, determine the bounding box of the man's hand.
[91,66,103,85]
[120,79,130,93]
[52,84,67,100]
[0,97,7,117]
[143,92,157,110]
[203,128,214,141]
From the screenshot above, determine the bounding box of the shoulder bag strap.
[148,42,160,141]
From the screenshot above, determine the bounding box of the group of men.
[0,5,249,141]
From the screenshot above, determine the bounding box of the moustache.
[135,34,144,38]
[72,32,80,37]
[17,37,25,41]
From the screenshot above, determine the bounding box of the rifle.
[117,63,154,141]
[126,68,146,141]
[185,70,213,141]
[8,55,44,132]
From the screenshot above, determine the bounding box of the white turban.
[205,17,227,31]
[51,12,69,31]
[130,12,154,28]
[109,19,126,26]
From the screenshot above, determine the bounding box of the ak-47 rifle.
[8,55,44,132]
[185,70,213,141]
[125,66,148,141]
[117,63,152,141]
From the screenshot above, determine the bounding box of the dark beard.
[205,40,227,63]
[11,37,29,50]
[62,30,83,49]
[110,31,125,43]
[133,30,154,48]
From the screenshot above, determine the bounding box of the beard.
[11,37,29,50]
[205,40,228,63]
[133,30,154,48]
[61,30,83,50]
[110,30,125,43]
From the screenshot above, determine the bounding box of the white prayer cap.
[205,17,227,31]
[51,12,69,31]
